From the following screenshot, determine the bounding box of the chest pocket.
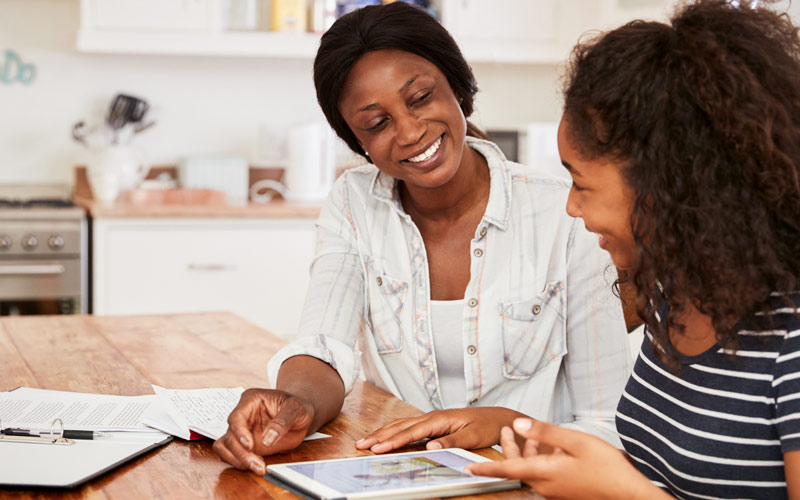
[499,281,566,379]
[364,260,407,354]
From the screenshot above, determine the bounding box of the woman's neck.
[669,302,718,356]
[400,144,490,223]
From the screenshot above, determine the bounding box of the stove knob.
[0,235,11,251]
[21,234,38,251]
[48,235,65,250]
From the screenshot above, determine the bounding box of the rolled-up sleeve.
[267,178,367,394]
[560,217,632,447]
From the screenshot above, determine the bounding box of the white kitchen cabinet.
[77,0,673,62]
[77,0,322,58]
[92,217,315,339]
[435,0,673,64]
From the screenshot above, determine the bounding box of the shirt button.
[468,298,478,308]
[376,277,383,286]
[473,248,483,258]
[532,304,542,315]
[479,227,487,237]
[467,345,477,355]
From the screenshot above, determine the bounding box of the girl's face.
[558,116,638,269]
[337,49,468,190]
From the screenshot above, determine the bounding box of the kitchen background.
[1,0,798,338]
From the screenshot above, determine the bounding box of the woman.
[467,1,800,498]
[213,2,630,475]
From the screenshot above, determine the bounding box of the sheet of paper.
[145,385,330,441]
[0,387,155,432]
[151,385,244,440]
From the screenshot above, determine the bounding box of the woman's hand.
[212,388,315,475]
[465,418,671,500]
[356,407,524,454]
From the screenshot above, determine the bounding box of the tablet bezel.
[265,448,518,500]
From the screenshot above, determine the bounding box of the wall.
[2,0,798,187]
[0,0,564,187]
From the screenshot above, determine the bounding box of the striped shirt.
[616,293,800,499]
[268,137,632,445]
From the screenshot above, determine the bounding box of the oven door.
[0,258,83,314]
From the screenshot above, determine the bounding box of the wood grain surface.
[0,313,539,499]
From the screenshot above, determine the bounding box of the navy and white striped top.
[616,293,800,499]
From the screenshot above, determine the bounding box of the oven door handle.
[0,264,66,275]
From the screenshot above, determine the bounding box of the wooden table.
[0,312,538,499]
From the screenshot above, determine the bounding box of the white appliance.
[284,122,337,202]
[487,122,569,181]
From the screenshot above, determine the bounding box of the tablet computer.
[265,448,521,500]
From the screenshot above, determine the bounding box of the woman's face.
[338,49,468,190]
[558,116,638,269]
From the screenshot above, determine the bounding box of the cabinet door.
[85,0,213,31]
[439,0,559,63]
[93,218,315,339]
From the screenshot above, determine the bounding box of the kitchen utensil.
[106,94,149,144]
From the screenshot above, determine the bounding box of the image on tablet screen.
[287,451,477,494]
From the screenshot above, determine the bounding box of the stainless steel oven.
[0,184,87,315]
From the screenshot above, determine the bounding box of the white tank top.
[430,299,467,409]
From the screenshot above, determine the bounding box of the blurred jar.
[223,0,259,31]
[309,0,337,33]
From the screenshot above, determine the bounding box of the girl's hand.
[465,418,671,500]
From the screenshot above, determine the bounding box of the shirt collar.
[368,136,513,230]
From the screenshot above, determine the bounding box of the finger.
[213,433,266,475]
[370,418,449,454]
[499,426,522,459]
[261,399,310,447]
[427,426,478,451]
[227,404,258,451]
[512,418,585,456]
[522,438,540,458]
[465,456,548,481]
[356,418,417,449]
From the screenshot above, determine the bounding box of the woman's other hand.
[212,388,314,475]
[356,407,524,454]
[465,418,670,500]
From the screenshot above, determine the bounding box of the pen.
[1,428,111,440]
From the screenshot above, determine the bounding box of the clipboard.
[0,418,172,488]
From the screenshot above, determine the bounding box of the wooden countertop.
[72,166,322,219]
[74,195,322,219]
[0,312,538,499]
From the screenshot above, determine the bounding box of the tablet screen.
[282,450,485,495]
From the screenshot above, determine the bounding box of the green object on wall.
[1,50,36,85]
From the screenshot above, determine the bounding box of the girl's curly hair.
[562,0,800,354]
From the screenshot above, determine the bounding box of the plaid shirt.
[268,137,632,445]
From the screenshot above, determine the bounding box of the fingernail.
[427,441,443,450]
[356,438,366,447]
[371,443,388,453]
[514,418,532,432]
[249,459,265,475]
[262,429,279,447]
[240,436,250,448]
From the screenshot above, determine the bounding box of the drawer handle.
[186,264,236,272]
[0,264,66,275]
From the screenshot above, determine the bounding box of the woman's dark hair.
[562,0,800,354]
[313,2,485,161]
